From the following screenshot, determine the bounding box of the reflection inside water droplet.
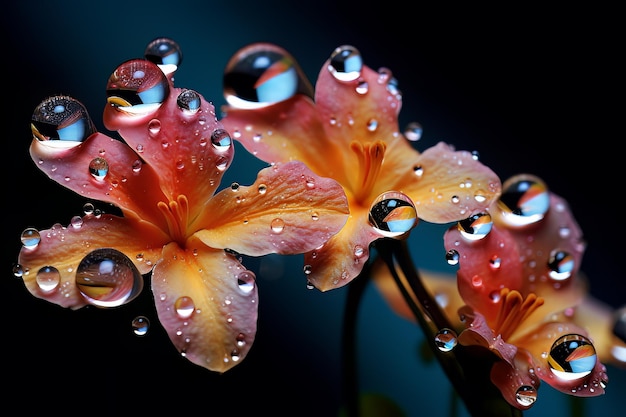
[434,328,458,352]
[368,191,417,238]
[132,315,150,336]
[548,334,597,380]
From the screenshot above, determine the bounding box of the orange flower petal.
[152,238,258,373]
[18,214,168,309]
[194,161,349,256]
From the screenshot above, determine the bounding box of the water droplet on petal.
[515,385,537,407]
[404,122,423,141]
[106,59,169,115]
[144,37,182,74]
[328,45,362,82]
[132,315,150,336]
[177,89,201,113]
[368,191,418,238]
[175,296,195,319]
[36,266,61,292]
[89,157,109,181]
[210,128,232,151]
[497,174,549,227]
[21,228,41,249]
[76,248,143,308]
[445,249,460,266]
[547,249,575,281]
[548,334,597,380]
[434,328,458,352]
[224,43,312,109]
[457,212,493,241]
[270,218,285,234]
[237,270,256,295]
[31,95,96,148]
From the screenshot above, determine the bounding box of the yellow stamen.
[157,194,189,245]
[493,288,544,341]
[350,140,386,204]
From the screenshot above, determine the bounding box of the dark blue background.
[3,2,623,416]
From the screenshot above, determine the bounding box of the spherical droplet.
[211,128,232,151]
[132,315,150,336]
[457,212,493,241]
[547,249,574,281]
[175,296,195,319]
[434,328,458,352]
[404,121,423,141]
[270,218,285,234]
[176,89,201,113]
[21,228,41,249]
[328,45,362,82]
[237,270,256,295]
[144,37,182,70]
[368,191,418,238]
[497,174,549,227]
[548,334,597,380]
[36,266,61,292]
[224,43,312,109]
[89,157,109,181]
[515,385,537,407]
[445,249,460,266]
[31,95,96,148]
[76,248,144,308]
[106,59,169,115]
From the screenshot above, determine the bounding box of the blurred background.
[3,1,623,416]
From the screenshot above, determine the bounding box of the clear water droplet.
[237,270,256,294]
[89,157,109,181]
[547,249,574,281]
[21,228,41,249]
[211,128,232,151]
[368,191,417,238]
[457,212,493,241]
[144,37,183,69]
[31,95,96,147]
[175,296,195,318]
[328,45,362,82]
[515,385,537,407]
[177,89,201,113]
[548,334,597,380]
[76,248,143,308]
[106,59,169,114]
[497,174,549,227]
[404,122,423,141]
[446,249,460,266]
[132,315,150,336]
[434,328,458,352]
[36,266,61,292]
[271,218,285,234]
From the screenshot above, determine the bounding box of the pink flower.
[220,43,501,291]
[16,39,349,373]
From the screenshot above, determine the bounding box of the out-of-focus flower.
[220,43,501,291]
[374,174,625,409]
[15,38,349,373]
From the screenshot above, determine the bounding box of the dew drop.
[547,250,574,281]
[211,128,232,151]
[148,119,161,136]
[36,266,61,292]
[457,212,493,241]
[328,45,362,82]
[368,191,417,238]
[31,95,96,147]
[176,89,201,113]
[515,385,537,407]
[76,248,143,308]
[404,122,423,141]
[237,270,256,295]
[132,315,150,336]
[21,228,41,249]
[270,218,285,234]
[106,59,169,114]
[144,37,183,69]
[445,249,460,266]
[83,202,95,215]
[548,334,597,380]
[70,216,83,229]
[434,328,458,352]
[497,174,549,227]
[258,184,267,194]
[89,157,109,181]
[175,296,195,319]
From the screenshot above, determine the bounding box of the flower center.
[493,288,544,341]
[157,194,189,245]
[349,140,386,205]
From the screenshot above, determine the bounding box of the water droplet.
[132,315,150,336]
[434,328,458,352]
[175,296,195,319]
[176,89,201,113]
[211,128,232,151]
[489,255,502,270]
[366,118,378,132]
[355,81,368,94]
[36,266,61,292]
[88,157,109,181]
[224,43,312,109]
[236,333,247,347]
[83,203,95,215]
[457,212,493,241]
[445,249,460,266]
[368,191,418,238]
[547,250,574,281]
[106,59,169,115]
[144,37,182,69]
[21,228,41,249]
[548,334,597,380]
[413,165,424,177]
[237,270,256,294]
[13,263,25,278]
[404,122,423,141]
[497,174,549,227]
[328,45,362,82]
[515,385,537,407]
[31,95,96,148]
[75,248,143,308]
[271,218,285,234]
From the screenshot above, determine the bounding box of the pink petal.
[30,133,170,231]
[193,161,349,256]
[18,214,168,309]
[152,238,258,372]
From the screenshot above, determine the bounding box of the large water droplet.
[328,45,362,82]
[515,385,537,407]
[211,128,232,151]
[548,334,597,380]
[106,59,169,115]
[497,174,549,227]
[31,95,96,148]
[21,228,41,249]
[75,248,143,308]
[237,270,256,295]
[434,328,458,352]
[36,266,61,292]
[457,212,493,241]
[177,89,201,113]
[223,43,313,109]
[175,296,195,318]
[270,218,285,234]
[144,37,182,73]
[368,191,418,238]
[445,249,460,266]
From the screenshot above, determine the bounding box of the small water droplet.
[237,270,256,294]
[148,119,162,135]
[328,45,362,82]
[457,212,493,241]
[132,315,150,336]
[547,250,574,281]
[211,128,232,151]
[89,157,109,181]
[434,328,458,352]
[445,249,460,266]
[36,266,61,292]
[176,89,201,113]
[258,184,267,194]
[515,385,537,407]
[404,122,423,141]
[175,296,195,318]
[271,218,285,234]
[21,228,41,249]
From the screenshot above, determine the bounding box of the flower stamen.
[350,140,386,204]
[494,288,544,341]
[158,194,189,245]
